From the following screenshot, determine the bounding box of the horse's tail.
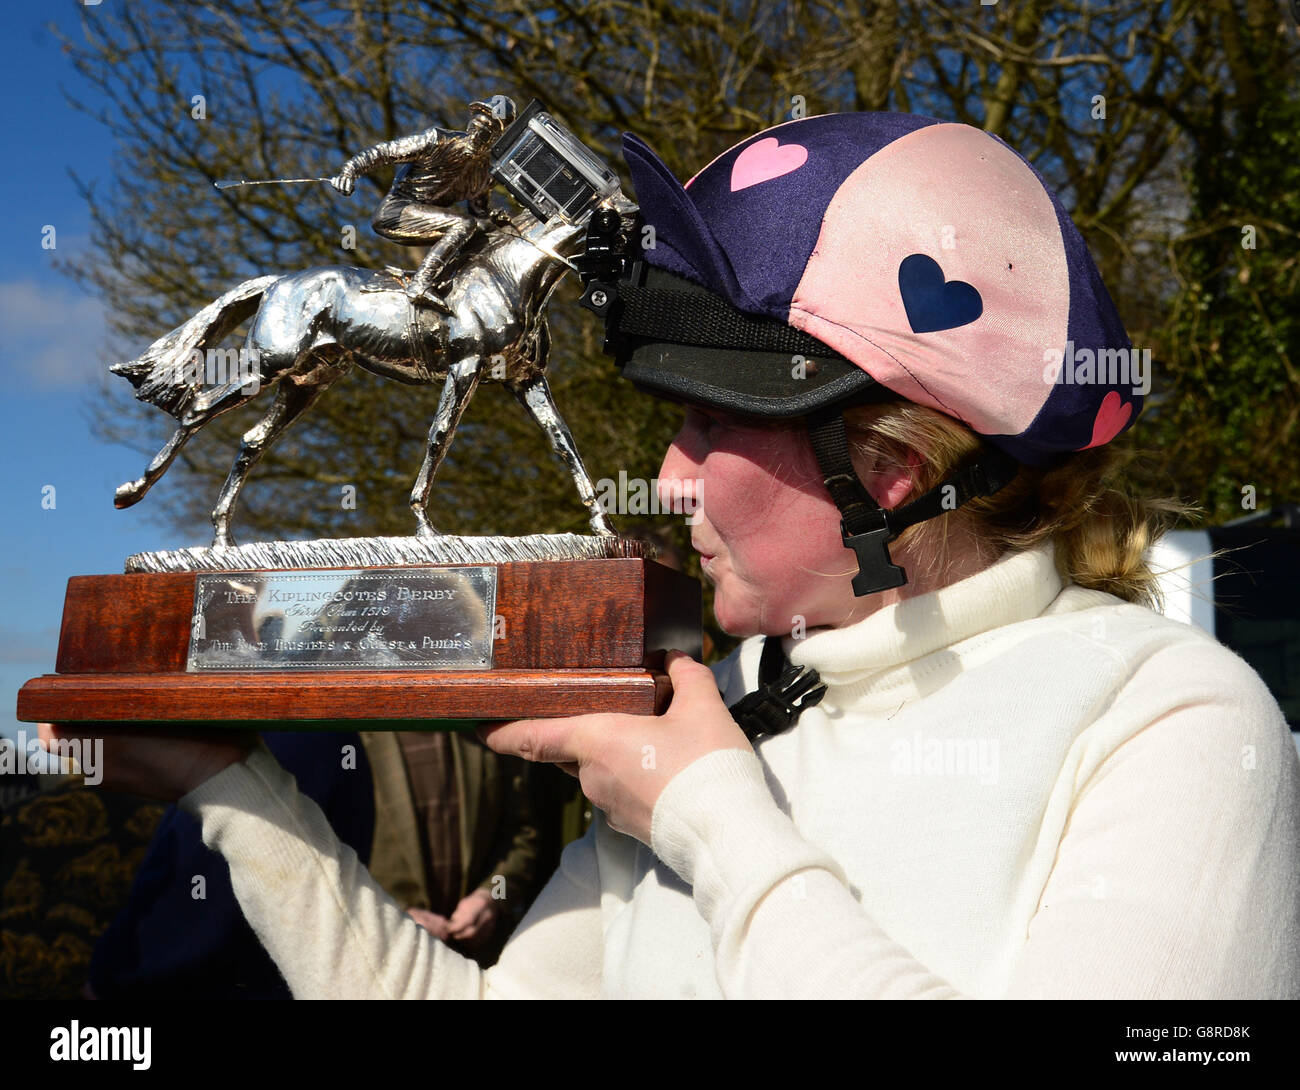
[110,274,280,419]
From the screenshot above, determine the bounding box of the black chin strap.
[727,635,827,742]
[726,410,1019,739]
[806,408,1021,597]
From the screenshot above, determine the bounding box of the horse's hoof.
[114,481,144,509]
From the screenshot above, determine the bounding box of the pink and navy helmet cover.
[621,112,1142,467]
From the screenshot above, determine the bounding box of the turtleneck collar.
[784,542,1065,711]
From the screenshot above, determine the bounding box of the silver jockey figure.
[331,95,517,311]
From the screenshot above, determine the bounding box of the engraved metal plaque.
[187,567,496,671]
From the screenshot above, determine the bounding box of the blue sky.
[0,5,172,742]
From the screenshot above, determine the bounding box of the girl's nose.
[657,423,703,517]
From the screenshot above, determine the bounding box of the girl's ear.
[861,448,923,510]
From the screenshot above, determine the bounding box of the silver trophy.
[16,98,700,728]
[112,98,640,575]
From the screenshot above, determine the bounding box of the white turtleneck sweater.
[178,542,1300,998]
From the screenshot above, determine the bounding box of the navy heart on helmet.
[898,254,983,334]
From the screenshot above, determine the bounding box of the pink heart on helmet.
[730,137,808,192]
[1083,391,1132,449]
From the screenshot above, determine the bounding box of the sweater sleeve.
[178,738,605,999]
[649,748,967,998]
[1004,647,1300,999]
[650,649,1300,999]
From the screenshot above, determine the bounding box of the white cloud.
[0,279,109,389]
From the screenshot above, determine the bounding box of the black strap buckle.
[729,661,828,742]
[842,524,907,596]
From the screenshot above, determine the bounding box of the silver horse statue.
[111,196,635,548]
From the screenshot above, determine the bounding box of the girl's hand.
[36,722,255,803]
[477,650,750,846]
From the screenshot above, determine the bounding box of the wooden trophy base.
[17,556,701,730]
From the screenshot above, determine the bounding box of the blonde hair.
[840,401,1195,609]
